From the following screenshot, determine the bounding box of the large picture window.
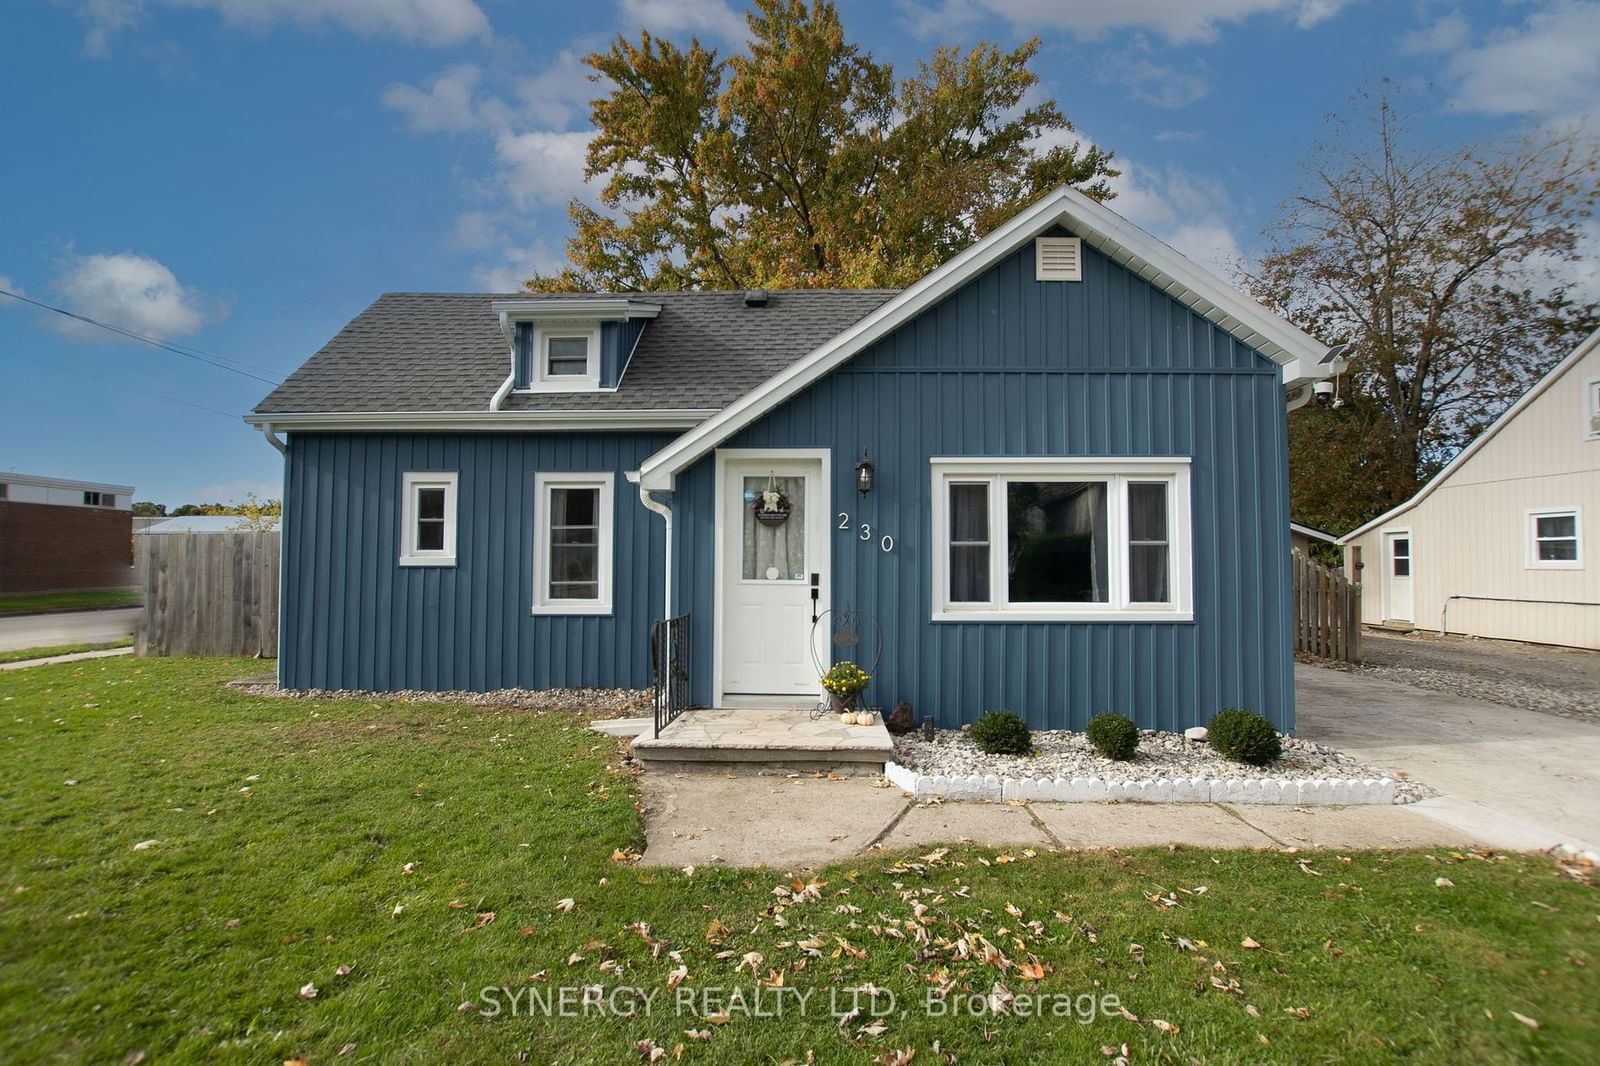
[533,472,614,614]
[931,459,1192,621]
[400,472,458,566]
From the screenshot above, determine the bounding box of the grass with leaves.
[0,587,141,614]
[1,658,1596,1064]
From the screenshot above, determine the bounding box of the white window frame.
[1526,506,1582,570]
[525,322,601,392]
[532,471,615,615]
[1586,375,1600,441]
[399,471,458,567]
[930,458,1193,622]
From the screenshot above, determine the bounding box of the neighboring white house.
[135,515,278,534]
[1340,328,1600,649]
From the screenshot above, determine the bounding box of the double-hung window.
[525,323,600,390]
[1527,508,1581,569]
[932,459,1192,621]
[400,472,458,566]
[533,472,614,614]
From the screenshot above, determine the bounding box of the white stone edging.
[883,760,1398,805]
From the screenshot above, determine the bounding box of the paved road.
[0,607,141,653]
[1297,662,1600,856]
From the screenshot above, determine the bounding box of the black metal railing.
[651,614,691,738]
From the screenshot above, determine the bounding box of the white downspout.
[638,484,673,620]
[489,370,515,412]
[258,422,287,454]
[490,310,517,411]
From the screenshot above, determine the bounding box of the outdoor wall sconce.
[855,449,875,494]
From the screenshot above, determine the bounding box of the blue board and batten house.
[249,188,1335,732]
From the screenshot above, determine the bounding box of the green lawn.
[0,587,141,614]
[0,639,133,665]
[1,659,1595,1064]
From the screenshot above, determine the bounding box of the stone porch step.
[631,708,893,775]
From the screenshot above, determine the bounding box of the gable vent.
[1035,236,1082,282]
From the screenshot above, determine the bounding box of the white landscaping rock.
[1184,726,1208,742]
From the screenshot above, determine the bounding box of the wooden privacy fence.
[136,531,279,658]
[1292,549,1361,663]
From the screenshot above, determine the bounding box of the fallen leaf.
[472,911,496,930]
[1435,877,1454,888]
[132,840,160,851]
[299,982,317,1000]
[1241,937,1261,950]
[334,964,352,977]
[556,898,576,912]
[1511,1011,1540,1030]
[338,1043,357,1056]
[1151,1019,1180,1034]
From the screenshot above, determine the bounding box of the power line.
[0,287,283,386]
[10,351,242,420]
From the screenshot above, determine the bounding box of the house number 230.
[838,512,893,553]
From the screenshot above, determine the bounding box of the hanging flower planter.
[752,473,793,526]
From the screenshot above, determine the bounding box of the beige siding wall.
[1344,345,1600,649]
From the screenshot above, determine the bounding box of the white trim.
[243,409,716,432]
[1342,326,1600,543]
[1526,506,1583,570]
[0,471,134,496]
[532,471,615,615]
[489,298,660,321]
[639,185,1331,490]
[1290,522,1339,545]
[929,457,1193,622]
[521,322,600,392]
[399,471,458,567]
[1585,374,1600,441]
[712,448,831,706]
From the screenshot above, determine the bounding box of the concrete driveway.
[0,607,141,653]
[1297,663,1600,856]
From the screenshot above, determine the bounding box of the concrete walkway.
[637,774,1474,869]
[0,646,135,671]
[0,607,141,653]
[1297,663,1600,856]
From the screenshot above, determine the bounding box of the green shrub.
[1208,709,1282,766]
[970,710,1031,755]
[1086,712,1139,760]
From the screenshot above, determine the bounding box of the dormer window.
[492,298,660,397]
[543,329,597,382]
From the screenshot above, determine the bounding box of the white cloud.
[901,0,1353,44]
[513,48,605,130]
[617,0,748,42]
[1105,160,1248,278]
[1401,10,1470,55]
[382,64,510,133]
[470,241,567,292]
[493,129,596,209]
[73,0,490,55]
[1101,51,1212,108]
[0,275,23,299]
[1442,1,1600,126]
[51,252,216,341]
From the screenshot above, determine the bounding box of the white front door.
[719,454,828,701]
[1383,532,1413,622]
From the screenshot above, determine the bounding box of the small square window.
[1528,508,1581,569]
[546,336,591,377]
[400,472,458,566]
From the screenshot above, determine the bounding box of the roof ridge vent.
[1035,236,1082,282]
[743,289,769,307]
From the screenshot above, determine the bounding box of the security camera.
[1313,380,1336,406]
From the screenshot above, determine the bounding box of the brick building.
[0,472,136,594]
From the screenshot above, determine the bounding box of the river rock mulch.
[892,728,1434,803]
[226,676,651,716]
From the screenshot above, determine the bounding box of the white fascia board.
[1340,325,1600,545]
[1290,522,1339,544]
[639,185,1330,490]
[242,409,715,432]
[489,298,661,320]
[0,472,135,495]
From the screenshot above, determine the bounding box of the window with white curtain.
[533,472,614,614]
[931,459,1192,621]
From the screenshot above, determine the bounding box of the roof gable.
[1340,326,1600,543]
[639,185,1331,489]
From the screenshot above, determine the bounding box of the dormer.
[491,298,661,394]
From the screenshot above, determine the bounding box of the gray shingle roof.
[252,289,899,415]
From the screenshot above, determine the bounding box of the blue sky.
[3,0,1596,506]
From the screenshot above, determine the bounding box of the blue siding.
[672,230,1296,731]
[603,319,646,388]
[280,432,673,692]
